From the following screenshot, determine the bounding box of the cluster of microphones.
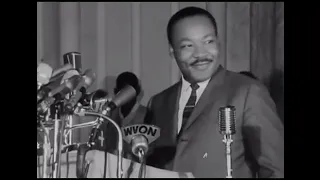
[37,52,162,178]
[37,52,138,125]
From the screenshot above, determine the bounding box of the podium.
[37,151,78,178]
[37,150,194,178]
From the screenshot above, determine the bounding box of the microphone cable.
[138,149,146,178]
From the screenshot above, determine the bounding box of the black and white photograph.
[37,2,284,178]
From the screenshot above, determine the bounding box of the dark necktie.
[179,83,199,134]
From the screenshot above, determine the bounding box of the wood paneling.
[206,2,227,68]
[105,3,133,77]
[80,2,98,90]
[132,2,141,79]
[140,2,172,105]
[250,2,275,87]
[170,2,181,85]
[179,2,207,9]
[42,2,60,68]
[59,2,80,63]
[96,2,107,90]
[226,2,251,72]
[79,2,99,142]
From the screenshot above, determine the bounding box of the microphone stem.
[138,149,146,178]
[67,115,73,145]
[52,103,65,178]
[42,127,50,178]
[223,135,233,178]
[83,112,123,178]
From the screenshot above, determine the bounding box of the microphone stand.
[38,109,52,178]
[42,128,51,178]
[64,115,73,145]
[137,149,146,178]
[222,134,233,178]
[76,125,102,178]
[75,105,111,178]
[74,110,124,178]
[52,101,65,178]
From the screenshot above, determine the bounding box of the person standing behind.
[102,72,147,159]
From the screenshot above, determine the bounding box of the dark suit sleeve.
[144,96,154,125]
[143,96,158,165]
[243,83,284,178]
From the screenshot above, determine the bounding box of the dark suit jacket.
[144,66,284,178]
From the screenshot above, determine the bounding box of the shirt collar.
[181,76,211,92]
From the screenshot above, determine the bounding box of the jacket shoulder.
[151,81,181,102]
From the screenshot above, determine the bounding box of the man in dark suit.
[103,72,147,159]
[144,7,284,178]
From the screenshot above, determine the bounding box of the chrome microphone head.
[131,134,149,158]
[218,106,236,135]
[63,52,82,72]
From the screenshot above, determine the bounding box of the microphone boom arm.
[74,111,124,178]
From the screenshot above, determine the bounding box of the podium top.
[37,150,194,178]
[86,150,194,178]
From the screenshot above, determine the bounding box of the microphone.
[122,124,160,178]
[50,64,73,81]
[218,106,236,135]
[37,69,79,104]
[77,89,109,111]
[63,52,82,72]
[48,70,82,99]
[218,105,236,178]
[122,124,160,161]
[107,84,137,112]
[37,62,53,90]
[37,72,82,115]
[64,69,97,113]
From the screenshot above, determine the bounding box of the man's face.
[170,15,220,83]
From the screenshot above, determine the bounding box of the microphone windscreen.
[60,69,81,84]
[37,62,53,85]
[82,69,96,88]
[218,106,236,135]
[110,85,136,110]
[51,64,73,78]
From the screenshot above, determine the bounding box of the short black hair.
[115,71,141,95]
[167,6,218,46]
[239,71,258,80]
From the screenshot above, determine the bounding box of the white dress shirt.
[177,77,210,134]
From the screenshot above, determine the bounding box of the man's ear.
[169,45,175,60]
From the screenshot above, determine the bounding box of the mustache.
[190,59,213,66]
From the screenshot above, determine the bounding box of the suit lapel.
[180,66,227,134]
